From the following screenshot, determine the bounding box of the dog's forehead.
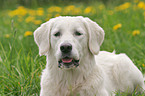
[52,17,85,30]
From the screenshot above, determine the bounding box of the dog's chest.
[49,73,86,96]
[48,80,82,96]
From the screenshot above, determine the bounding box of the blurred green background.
[0,0,135,9]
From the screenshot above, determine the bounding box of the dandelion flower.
[84,6,93,14]
[27,9,36,16]
[25,16,35,23]
[54,14,60,17]
[142,64,145,67]
[36,8,44,16]
[8,6,27,17]
[113,24,122,30]
[47,6,62,13]
[24,31,33,37]
[17,6,27,16]
[33,20,42,25]
[65,5,75,11]
[5,34,10,38]
[137,1,145,9]
[115,2,131,11]
[132,30,140,36]
[8,10,17,17]
[63,5,75,14]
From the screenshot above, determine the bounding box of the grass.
[0,0,145,95]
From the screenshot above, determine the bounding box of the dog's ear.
[83,17,105,55]
[34,20,53,56]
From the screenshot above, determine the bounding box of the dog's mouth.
[58,57,79,69]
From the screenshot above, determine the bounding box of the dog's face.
[50,18,88,69]
[34,16,104,69]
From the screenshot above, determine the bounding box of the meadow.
[0,0,145,95]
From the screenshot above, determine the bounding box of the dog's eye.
[54,32,61,37]
[74,31,82,36]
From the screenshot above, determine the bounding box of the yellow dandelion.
[115,2,131,11]
[33,20,42,25]
[138,1,145,9]
[27,9,36,16]
[5,34,10,38]
[24,31,33,37]
[8,6,27,17]
[25,16,35,23]
[113,24,122,30]
[17,6,27,16]
[65,5,75,11]
[8,10,17,17]
[36,8,44,16]
[47,6,62,13]
[54,14,60,17]
[84,6,96,15]
[84,7,92,14]
[132,30,140,36]
[142,64,145,67]
[63,5,75,14]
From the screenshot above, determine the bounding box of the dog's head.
[34,16,104,69]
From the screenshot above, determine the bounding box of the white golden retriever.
[34,16,144,96]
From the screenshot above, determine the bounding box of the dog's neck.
[44,52,102,95]
[46,52,97,83]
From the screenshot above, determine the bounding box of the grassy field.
[0,0,145,96]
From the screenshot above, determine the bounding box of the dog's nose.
[60,43,72,53]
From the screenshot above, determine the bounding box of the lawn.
[0,0,145,95]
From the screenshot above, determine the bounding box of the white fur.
[34,16,144,96]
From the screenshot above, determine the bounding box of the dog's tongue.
[62,58,73,63]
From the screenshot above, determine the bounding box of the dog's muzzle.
[58,43,79,69]
[58,57,79,68]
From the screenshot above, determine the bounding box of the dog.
[34,16,145,96]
